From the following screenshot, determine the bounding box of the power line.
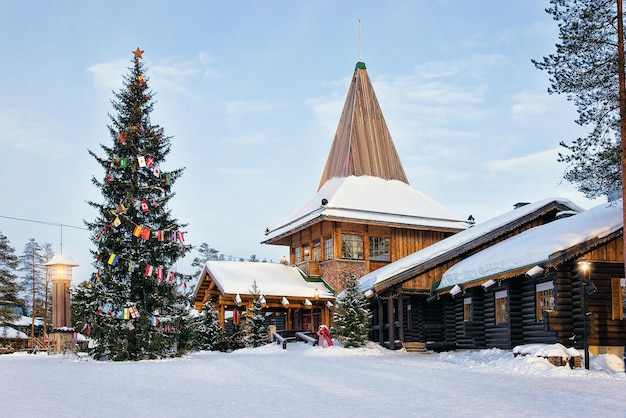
[0,214,89,254]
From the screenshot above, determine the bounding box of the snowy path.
[1,343,625,417]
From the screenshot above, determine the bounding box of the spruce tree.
[80,48,190,361]
[191,299,223,351]
[245,280,268,348]
[0,231,21,324]
[333,274,372,348]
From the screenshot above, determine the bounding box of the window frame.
[495,289,509,325]
[341,234,363,260]
[535,281,555,321]
[369,236,390,261]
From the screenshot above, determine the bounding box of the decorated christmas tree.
[332,274,372,348]
[77,48,191,361]
[245,280,268,348]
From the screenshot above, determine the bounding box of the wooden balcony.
[296,260,320,277]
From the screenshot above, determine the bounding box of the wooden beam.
[388,296,395,348]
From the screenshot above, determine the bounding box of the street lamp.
[578,260,594,370]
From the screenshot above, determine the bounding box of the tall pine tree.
[80,48,190,361]
[0,231,21,324]
[332,274,371,348]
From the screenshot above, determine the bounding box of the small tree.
[333,274,372,348]
[191,299,223,351]
[245,280,268,347]
[191,243,222,278]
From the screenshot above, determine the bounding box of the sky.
[0,1,600,284]
[1,343,625,417]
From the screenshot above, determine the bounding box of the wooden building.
[357,198,585,350]
[193,261,334,332]
[262,61,472,294]
[436,200,625,357]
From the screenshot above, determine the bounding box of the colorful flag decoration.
[177,232,185,243]
[157,267,164,280]
[151,315,159,327]
[145,265,153,276]
[129,306,139,318]
[108,254,118,266]
[113,217,121,227]
[133,225,142,237]
[117,204,126,213]
[119,157,128,168]
[102,302,113,315]
[146,157,154,167]
[123,308,130,320]
[119,133,126,144]
[141,227,151,240]
[156,230,163,241]
[169,271,175,283]
[137,156,146,167]
[141,200,149,212]
[165,174,171,186]
[153,168,160,177]
[128,261,136,272]
[139,125,145,136]
[138,75,145,83]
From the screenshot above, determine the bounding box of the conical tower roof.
[318,61,408,190]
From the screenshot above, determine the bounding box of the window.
[463,297,473,322]
[324,237,333,260]
[495,290,508,324]
[535,281,555,321]
[294,247,301,263]
[611,277,625,320]
[313,240,321,261]
[341,234,363,260]
[369,237,390,261]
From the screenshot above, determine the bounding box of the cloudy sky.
[0,1,598,282]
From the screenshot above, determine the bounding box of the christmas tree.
[332,274,372,348]
[245,280,268,348]
[78,48,191,361]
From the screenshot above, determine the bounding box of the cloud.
[87,58,128,92]
[222,100,282,115]
[0,109,72,156]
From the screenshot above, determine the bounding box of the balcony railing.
[296,260,320,277]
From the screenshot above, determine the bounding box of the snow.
[358,197,582,293]
[197,261,334,299]
[263,176,471,242]
[0,326,27,339]
[439,200,622,289]
[1,343,625,417]
[9,315,43,327]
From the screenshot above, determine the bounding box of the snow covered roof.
[357,197,584,294]
[10,315,44,327]
[263,175,471,244]
[44,254,78,267]
[0,326,28,339]
[438,200,622,290]
[196,261,334,299]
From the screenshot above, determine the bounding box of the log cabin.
[193,261,334,333]
[357,198,585,351]
[437,200,625,358]
[262,61,472,295]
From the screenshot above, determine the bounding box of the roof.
[0,326,28,339]
[263,175,471,244]
[44,254,79,267]
[438,200,623,290]
[357,197,585,294]
[195,261,334,299]
[318,61,408,190]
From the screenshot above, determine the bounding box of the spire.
[318,62,409,190]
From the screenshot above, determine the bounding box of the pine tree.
[332,274,372,348]
[245,280,268,348]
[191,299,223,351]
[190,243,223,279]
[0,231,21,324]
[80,48,191,361]
[18,239,50,323]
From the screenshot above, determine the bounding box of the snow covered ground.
[2,342,625,417]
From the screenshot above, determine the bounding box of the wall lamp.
[525,265,544,279]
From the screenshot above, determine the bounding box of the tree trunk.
[618,0,626,280]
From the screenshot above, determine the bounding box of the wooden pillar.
[388,296,395,348]
[397,295,404,343]
[377,298,384,345]
[219,305,225,330]
[286,308,292,329]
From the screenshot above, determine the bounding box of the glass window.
[341,234,363,260]
[463,297,473,322]
[495,290,508,324]
[324,237,333,261]
[612,277,625,320]
[535,281,555,321]
[369,237,390,261]
[294,247,301,263]
[313,240,321,261]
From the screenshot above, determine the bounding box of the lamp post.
[44,254,78,353]
[578,260,592,370]
[314,288,320,331]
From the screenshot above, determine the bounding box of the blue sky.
[0,1,597,282]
